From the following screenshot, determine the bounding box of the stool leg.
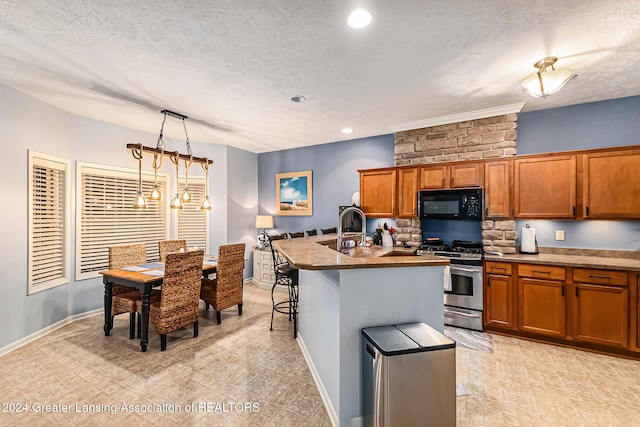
[270,282,277,331]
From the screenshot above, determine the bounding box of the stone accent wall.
[393,114,518,253]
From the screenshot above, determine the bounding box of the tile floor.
[1,284,639,426]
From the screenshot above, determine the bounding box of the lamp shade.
[522,57,576,98]
[255,215,274,229]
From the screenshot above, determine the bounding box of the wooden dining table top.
[99,257,218,283]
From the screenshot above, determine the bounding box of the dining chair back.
[108,243,146,339]
[268,232,288,241]
[200,243,245,324]
[268,235,299,338]
[158,240,186,262]
[289,231,304,238]
[306,229,318,236]
[321,227,337,234]
[150,250,204,351]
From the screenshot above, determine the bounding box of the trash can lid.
[362,323,455,356]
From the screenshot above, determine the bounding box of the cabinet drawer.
[485,261,512,275]
[573,268,627,286]
[518,264,565,280]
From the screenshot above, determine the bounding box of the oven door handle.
[450,267,482,273]
[444,308,482,318]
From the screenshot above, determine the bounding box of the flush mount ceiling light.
[289,95,306,103]
[348,8,372,29]
[341,128,353,134]
[521,56,577,98]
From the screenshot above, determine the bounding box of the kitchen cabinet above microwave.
[419,162,483,190]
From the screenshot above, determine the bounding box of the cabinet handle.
[589,275,611,280]
[532,270,551,275]
[575,288,579,297]
[451,177,455,186]
[493,267,507,271]
[586,206,589,217]
[573,206,576,216]
[441,178,445,188]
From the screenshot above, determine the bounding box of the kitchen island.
[273,236,449,426]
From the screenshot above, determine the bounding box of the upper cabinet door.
[419,165,448,189]
[359,169,397,218]
[450,163,483,188]
[583,149,640,219]
[397,168,419,218]
[513,155,577,218]
[484,160,511,219]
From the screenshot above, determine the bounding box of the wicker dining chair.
[108,243,146,339]
[158,239,187,262]
[321,227,337,234]
[149,250,204,351]
[200,243,245,325]
[268,235,299,338]
[306,229,318,236]
[288,231,304,238]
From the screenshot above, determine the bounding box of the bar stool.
[306,229,317,236]
[268,235,299,338]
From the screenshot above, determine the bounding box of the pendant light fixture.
[181,156,193,202]
[128,109,213,209]
[521,56,577,98]
[169,154,183,209]
[149,151,163,201]
[132,144,148,209]
[200,158,212,210]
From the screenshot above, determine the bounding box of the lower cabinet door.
[485,274,514,329]
[518,278,566,337]
[573,283,628,348]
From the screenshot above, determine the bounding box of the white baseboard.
[297,334,339,427]
[0,309,102,357]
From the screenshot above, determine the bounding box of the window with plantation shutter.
[177,176,208,251]
[28,151,71,294]
[76,162,168,280]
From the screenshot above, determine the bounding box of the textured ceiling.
[1,1,639,153]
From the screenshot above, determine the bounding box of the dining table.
[100,257,218,352]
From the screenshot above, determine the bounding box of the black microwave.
[418,189,482,220]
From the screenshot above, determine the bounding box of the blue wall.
[258,96,640,251]
[257,135,395,235]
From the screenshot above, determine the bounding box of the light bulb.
[149,185,162,201]
[133,191,147,209]
[200,195,212,210]
[347,8,372,29]
[170,193,183,209]
[181,187,191,202]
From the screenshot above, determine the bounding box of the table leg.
[103,278,112,336]
[140,290,150,352]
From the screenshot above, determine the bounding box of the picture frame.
[276,170,313,216]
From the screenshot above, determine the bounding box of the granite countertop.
[272,235,449,271]
[484,252,640,272]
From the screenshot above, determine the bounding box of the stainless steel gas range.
[415,240,483,331]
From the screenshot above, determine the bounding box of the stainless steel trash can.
[361,322,456,427]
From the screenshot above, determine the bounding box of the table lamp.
[255,215,274,248]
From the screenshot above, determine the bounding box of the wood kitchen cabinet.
[419,162,483,190]
[397,167,419,218]
[582,148,640,219]
[359,168,397,217]
[514,155,577,219]
[572,268,628,348]
[484,261,516,329]
[518,264,567,338]
[484,160,511,218]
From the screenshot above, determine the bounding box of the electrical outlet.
[555,230,565,241]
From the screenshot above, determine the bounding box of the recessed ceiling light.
[347,8,372,29]
[289,95,306,103]
[341,128,353,134]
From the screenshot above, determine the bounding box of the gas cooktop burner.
[415,239,483,265]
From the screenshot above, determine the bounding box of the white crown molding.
[390,103,526,133]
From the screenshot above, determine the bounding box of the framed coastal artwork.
[276,170,313,216]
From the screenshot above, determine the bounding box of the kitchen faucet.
[337,206,367,252]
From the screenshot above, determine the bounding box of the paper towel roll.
[521,227,537,253]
